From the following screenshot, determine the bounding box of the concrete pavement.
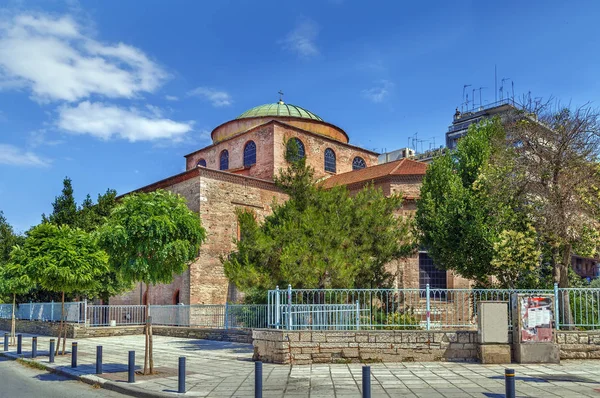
[2,331,600,397]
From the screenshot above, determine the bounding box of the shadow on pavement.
[173,339,253,354]
[490,374,599,383]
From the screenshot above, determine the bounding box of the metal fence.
[0,301,85,323]
[268,285,600,331]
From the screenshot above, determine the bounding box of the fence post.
[426,284,431,331]
[275,286,280,329]
[29,301,33,321]
[84,299,88,325]
[287,284,292,330]
[356,300,360,331]
[554,283,560,330]
[224,302,229,330]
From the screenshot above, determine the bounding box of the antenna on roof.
[500,78,510,100]
[278,90,284,104]
[462,84,471,112]
[477,87,486,109]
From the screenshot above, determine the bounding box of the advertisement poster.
[520,296,553,343]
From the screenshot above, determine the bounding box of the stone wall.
[154,327,252,344]
[0,319,79,338]
[557,331,600,359]
[252,329,479,364]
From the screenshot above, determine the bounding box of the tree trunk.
[56,292,65,356]
[143,282,150,375]
[10,293,16,346]
[555,245,573,329]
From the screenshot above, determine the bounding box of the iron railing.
[0,301,85,323]
[267,285,600,331]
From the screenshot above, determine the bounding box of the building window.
[419,252,447,291]
[243,141,256,167]
[173,289,180,305]
[197,159,206,167]
[286,137,305,162]
[324,148,336,173]
[352,156,366,170]
[220,150,229,170]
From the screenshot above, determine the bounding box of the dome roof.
[236,101,323,121]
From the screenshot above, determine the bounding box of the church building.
[110,99,470,305]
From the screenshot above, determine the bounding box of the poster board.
[517,295,554,343]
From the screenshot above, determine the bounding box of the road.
[0,357,128,398]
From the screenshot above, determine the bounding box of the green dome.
[237,101,323,121]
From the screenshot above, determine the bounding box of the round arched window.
[220,150,229,170]
[285,137,305,162]
[197,159,207,167]
[352,156,366,170]
[243,141,257,167]
[324,148,336,173]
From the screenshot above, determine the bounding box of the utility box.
[511,294,559,364]
[477,301,511,364]
[478,301,509,344]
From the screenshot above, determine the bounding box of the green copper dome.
[236,101,323,121]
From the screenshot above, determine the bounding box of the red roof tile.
[321,158,427,188]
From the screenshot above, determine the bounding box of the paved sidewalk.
[2,331,600,397]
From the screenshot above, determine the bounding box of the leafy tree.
[0,261,32,345]
[98,190,206,374]
[223,156,413,294]
[0,211,24,266]
[416,118,539,287]
[11,223,108,355]
[75,189,117,232]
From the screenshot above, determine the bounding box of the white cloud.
[362,80,394,103]
[27,129,64,148]
[0,13,167,102]
[0,144,49,167]
[57,101,194,142]
[165,95,179,101]
[188,87,232,107]
[280,18,319,58]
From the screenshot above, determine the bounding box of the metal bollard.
[31,337,37,358]
[178,356,186,393]
[49,339,55,363]
[505,368,516,398]
[71,342,78,368]
[3,333,7,351]
[362,365,371,398]
[254,361,263,398]
[17,334,22,354]
[96,346,103,374]
[128,351,135,383]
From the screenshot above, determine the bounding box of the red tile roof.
[321,158,427,189]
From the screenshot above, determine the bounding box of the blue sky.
[0,0,599,233]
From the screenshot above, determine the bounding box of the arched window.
[285,137,305,162]
[324,148,336,173]
[220,150,229,170]
[243,141,256,167]
[197,159,206,167]
[352,156,366,170]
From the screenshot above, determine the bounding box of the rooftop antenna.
[472,88,476,109]
[477,87,486,109]
[466,93,470,110]
[494,65,497,102]
[278,90,284,104]
[462,84,471,111]
[511,81,515,102]
[501,78,510,100]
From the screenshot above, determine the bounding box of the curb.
[0,351,176,398]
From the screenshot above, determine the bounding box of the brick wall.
[252,329,479,364]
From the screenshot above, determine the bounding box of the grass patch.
[16,358,47,371]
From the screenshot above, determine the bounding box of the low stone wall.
[252,329,479,364]
[0,319,79,338]
[557,331,600,359]
[73,326,145,338]
[153,327,252,344]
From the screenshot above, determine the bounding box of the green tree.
[98,190,206,374]
[43,177,77,227]
[416,118,539,287]
[0,211,24,266]
[223,157,413,294]
[0,261,33,345]
[11,223,108,355]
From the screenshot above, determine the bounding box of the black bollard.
[254,361,263,398]
[31,337,37,358]
[49,339,55,363]
[71,342,78,368]
[96,346,103,374]
[128,351,135,383]
[505,368,515,398]
[362,365,371,398]
[178,356,186,394]
[17,334,22,354]
[3,333,7,352]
